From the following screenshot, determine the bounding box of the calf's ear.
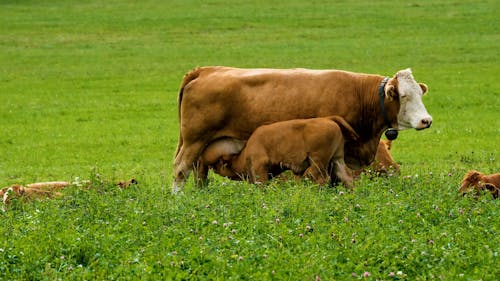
[419,83,428,95]
[468,171,480,182]
[483,183,499,199]
[483,183,497,192]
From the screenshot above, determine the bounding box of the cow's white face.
[392,69,432,130]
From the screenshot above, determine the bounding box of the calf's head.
[460,170,499,199]
[459,170,482,193]
[386,69,432,130]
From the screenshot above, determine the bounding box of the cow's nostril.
[422,119,432,128]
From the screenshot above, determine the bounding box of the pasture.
[0,0,498,280]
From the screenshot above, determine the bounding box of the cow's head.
[385,69,432,130]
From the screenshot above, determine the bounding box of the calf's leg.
[247,158,270,184]
[331,159,354,189]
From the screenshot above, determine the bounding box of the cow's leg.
[332,159,354,189]
[193,158,209,188]
[172,141,206,194]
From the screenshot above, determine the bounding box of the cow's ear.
[386,85,396,100]
[385,78,398,101]
[419,83,428,95]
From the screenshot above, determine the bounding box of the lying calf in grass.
[459,170,500,199]
[1,179,138,211]
[201,115,359,188]
[1,181,70,211]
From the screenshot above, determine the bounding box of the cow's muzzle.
[416,117,432,130]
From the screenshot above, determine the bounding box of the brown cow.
[173,67,432,193]
[459,170,500,199]
[203,116,359,187]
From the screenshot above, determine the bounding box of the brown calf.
[1,179,138,211]
[203,138,399,185]
[1,182,70,211]
[459,170,500,199]
[202,115,359,188]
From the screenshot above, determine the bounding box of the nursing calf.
[204,138,399,187]
[202,116,359,188]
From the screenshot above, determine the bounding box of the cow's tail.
[174,67,203,159]
[328,116,359,141]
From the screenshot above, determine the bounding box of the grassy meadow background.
[0,0,498,280]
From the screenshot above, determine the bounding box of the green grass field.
[0,0,498,280]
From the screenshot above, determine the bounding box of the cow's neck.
[356,77,397,138]
[344,76,399,169]
[378,77,398,140]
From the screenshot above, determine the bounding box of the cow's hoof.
[171,182,184,195]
